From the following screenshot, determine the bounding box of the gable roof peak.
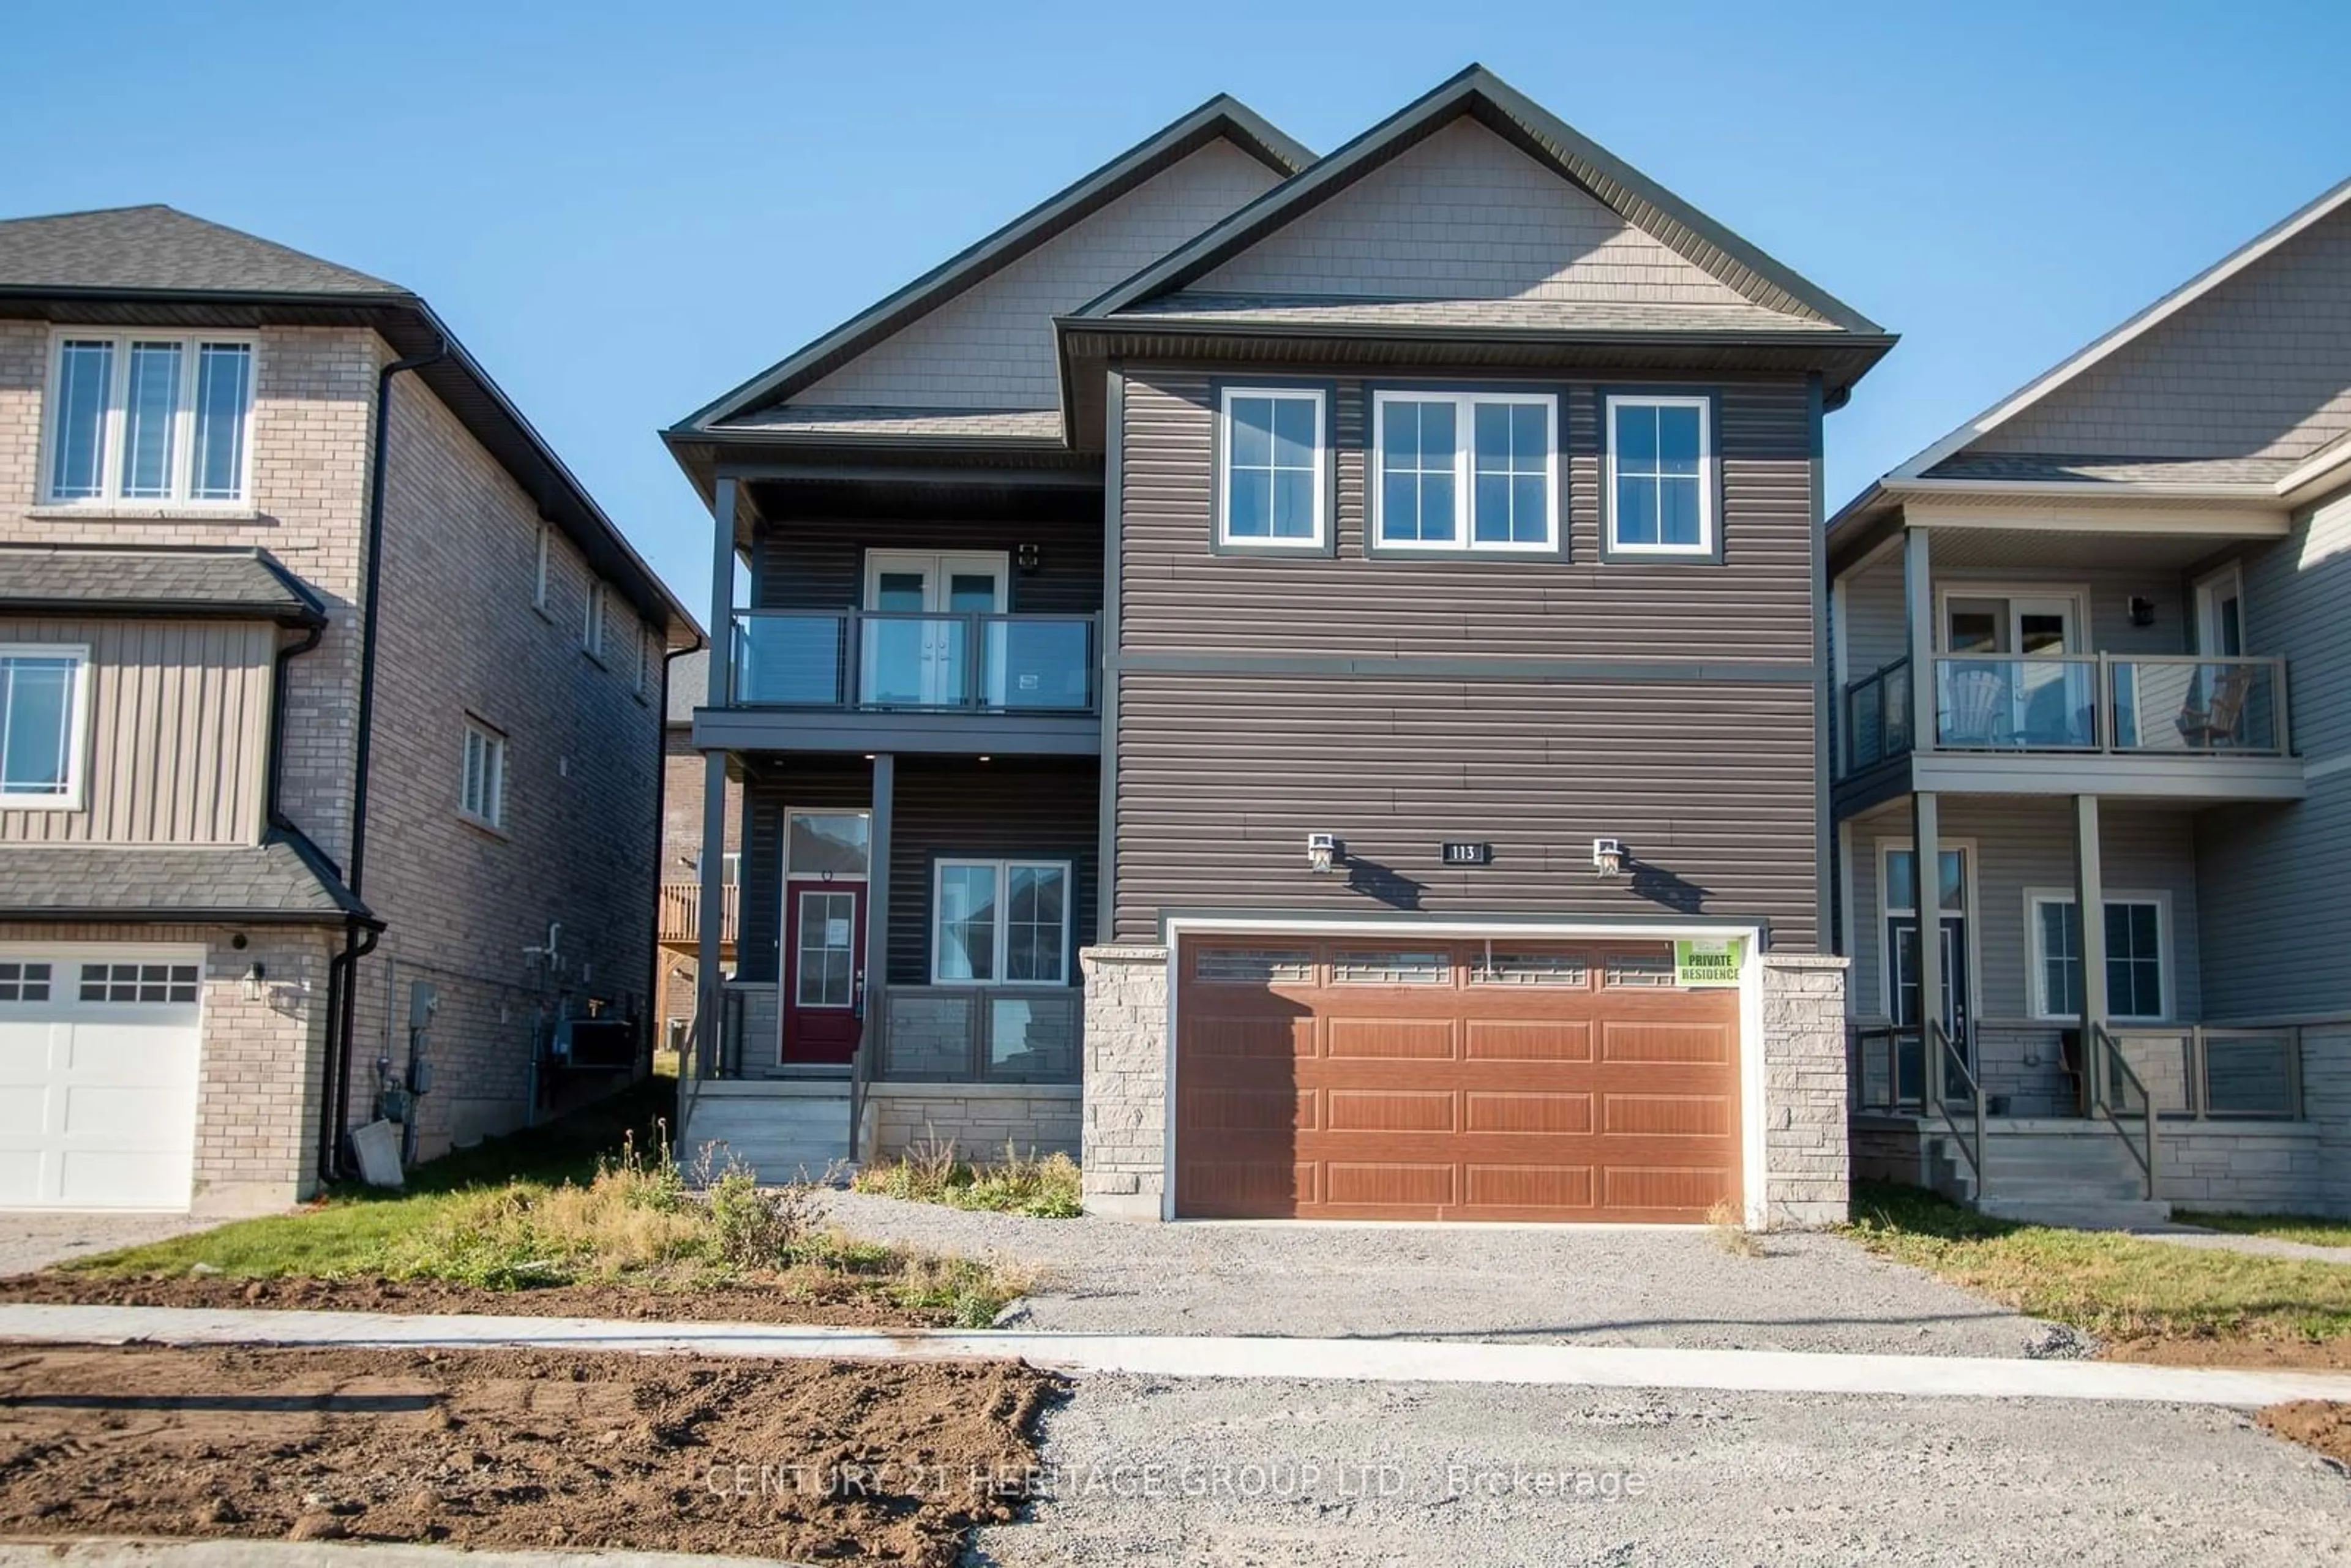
[0,202,405,297]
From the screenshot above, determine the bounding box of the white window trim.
[2025,887,2173,1023]
[0,643,92,812]
[930,857,1073,987]
[582,581,607,662]
[533,523,553,612]
[1370,389,1560,553]
[1933,583,2091,655]
[1216,385,1329,550]
[1873,837,1982,1025]
[459,716,507,831]
[39,329,257,506]
[1603,392,1714,557]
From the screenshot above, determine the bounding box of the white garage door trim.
[1161,918,1769,1228]
[0,941,207,1212]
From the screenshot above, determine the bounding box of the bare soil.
[2102,1334,2351,1371]
[0,1343,1062,1566]
[2259,1401,2351,1468]
[0,1270,957,1326]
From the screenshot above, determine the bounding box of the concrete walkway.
[5,1301,2346,1408]
[2140,1228,2351,1266]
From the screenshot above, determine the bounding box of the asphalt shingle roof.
[0,838,369,922]
[0,546,325,623]
[0,204,402,296]
[1919,452,2297,486]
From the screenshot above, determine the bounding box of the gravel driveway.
[817,1191,2066,1358]
[0,1213,215,1276]
[970,1376,2351,1567]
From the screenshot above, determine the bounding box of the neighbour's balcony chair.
[2176,665,2256,750]
[1941,667,2006,745]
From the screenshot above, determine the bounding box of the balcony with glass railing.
[727,609,1100,714]
[1840,653,2289,776]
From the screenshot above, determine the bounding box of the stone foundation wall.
[1761,954,1850,1228]
[1078,944,1169,1220]
[2154,1121,2327,1212]
[869,1084,1081,1161]
[2306,1027,2351,1219]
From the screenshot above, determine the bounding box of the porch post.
[2074,793,2109,1106]
[1912,789,1943,1114]
[695,475,738,1077]
[865,752,894,1067]
[1903,525,1935,752]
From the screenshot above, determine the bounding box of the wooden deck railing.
[659,880,738,947]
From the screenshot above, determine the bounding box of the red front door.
[782,880,866,1065]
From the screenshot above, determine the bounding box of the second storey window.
[44,333,255,505]
[1218,386,1326,548]
[533,524,552,610]
[459,718,506,830]
[1372,391,1558,552]
[1606,393,1714,557]
[582,582,607,661]
[0,647,87,808]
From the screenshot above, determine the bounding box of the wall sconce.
[241,961,268,1001]
[1016,542,1041,572]
[2128,596,2156,628]
[1306,832,1343,874]
[1592,838,1627,880]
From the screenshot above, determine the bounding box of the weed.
[1707,1198,1764,1258]
[853,1135,1084,1219]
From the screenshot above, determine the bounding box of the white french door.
[861,551,1008,708]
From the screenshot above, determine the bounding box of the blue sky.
[6,1,2347,620]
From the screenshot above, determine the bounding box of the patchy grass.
[852,1137,1082,1219]
[2175,1211,2351,1251]
[1843,1181,2351,1348]
[62,1078,1028,1328]
[1706,1198,1763,1258]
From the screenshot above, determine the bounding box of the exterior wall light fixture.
[1306,832,1342,874]
[1592,838,1627,879]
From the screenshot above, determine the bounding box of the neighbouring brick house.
[0,206,699,1215]
[669,67,1884,1226]
[657,648,739,1053]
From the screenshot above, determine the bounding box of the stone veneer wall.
[1761,954,1851,1228]
[1078,943,1848,1227]
[1078,945,1169,1220]
[869,1084,1081,1161]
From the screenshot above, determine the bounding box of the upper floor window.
[533,523,552,610]
[0,647,88,809]
[459,716,506,830]
[1605,393,1714,558]
[1371,391,1558,553]
[582,582,607,661]
[1217,386,1327,549]
[43,333,254,505]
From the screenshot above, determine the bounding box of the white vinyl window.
[0,646,89,808]
[1606,394,1714,555]
[2028,891,2169,1022]
[1371,390,1558,552]
[582,581,607,660]
[43,332,255,505]
[932,858,1070,986]
[533,524,552,610]
[459,717,506,830]
[1217,386,1327,547]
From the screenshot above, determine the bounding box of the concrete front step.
[680,1089,854,1185]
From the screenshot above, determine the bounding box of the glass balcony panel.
[1934,657,2097,749]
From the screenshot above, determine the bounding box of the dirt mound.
[0,1343,1062,1566]
[2259,1401,2351,1467]
[0,1270,951,1326]
[2102,1334,2351,1371]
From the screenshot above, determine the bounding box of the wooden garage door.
[1174,938,1741,1223]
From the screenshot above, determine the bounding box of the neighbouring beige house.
[0,205,700,1215]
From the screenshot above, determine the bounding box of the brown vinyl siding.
[751,514,1103,617]
[1112,362,1821,951]
[1120,370,1816,661]
[0,617,273,845]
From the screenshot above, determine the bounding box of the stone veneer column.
[1079,944,1170,1220]
[1761,952,1850,1228]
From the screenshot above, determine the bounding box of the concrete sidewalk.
[0,1545,806,1568]
[4,1301,2346,1408]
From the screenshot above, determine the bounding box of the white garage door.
[0,949,204,1210]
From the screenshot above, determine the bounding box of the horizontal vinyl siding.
[1847,798,2202,1024]
[2195,498,2351,1017]
[1116,673,1820,950]
[0,617,272,845]
[751,514,1104,616]
[1119,369,1817,661]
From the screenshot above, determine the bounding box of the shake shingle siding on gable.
[1969,206,2351,462]
[797,140,1284,410]
[1194,119,1764,310]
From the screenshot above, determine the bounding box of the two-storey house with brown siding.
[0,206,699,1215]
[668,67,1891,1226]
[1832,179,2351,1224]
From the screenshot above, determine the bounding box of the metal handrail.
[1928,1018,1986,1191]
[1853,1023,1924,1112]
[847,988,879,1167]
[2093,1022,2159,1198]
[1914,652,2289,758]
